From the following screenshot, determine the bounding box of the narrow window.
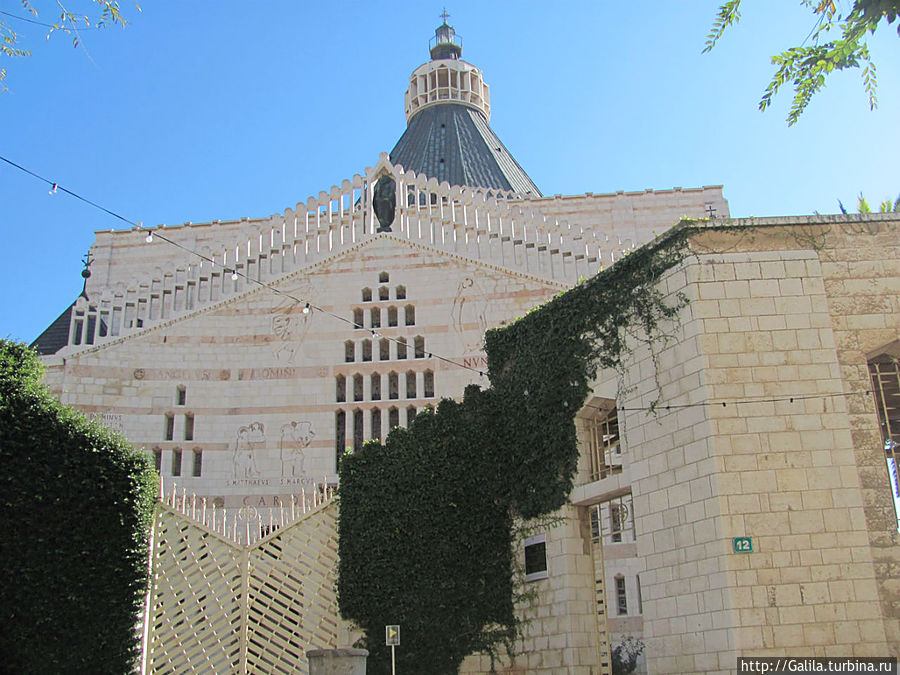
[335,411,346,466]
[610,502,623,543]
[379,338,390,361]
[379,286,389,301]
[184,414,194,442]
[336,375,346,403]
[192,449,202,477]
[353,307,364,328]
[361,287,372,302]
[414,336,426,359]
[388,372,399,400]
[353,374,363,402]
[371,409,382,442]
[524,534,548,581]
[344,340,355,363]
[395,285,406,300]
[370,307,381,328]
[164,414,174,441]
[388,306,398,327]
[379,271,389,283]
[171,448,182,477]
[176,385,186,406]
[362,339,372,362]
[397,337,407,360]
[424,370,434,398]
[615,576,628,615]
[405,305,415,326]
[152,447,162,472]
[636,574,643,614]
[371,373,381,401]
[406,371,417,398]
[353,409,364,452]
[406,406,417,425]
[388,407,400,429]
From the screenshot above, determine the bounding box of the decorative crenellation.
[159,476,335,547]
[64,154,632,351]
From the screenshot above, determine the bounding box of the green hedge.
[0,341,157,674]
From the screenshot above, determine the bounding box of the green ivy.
[0,340,157,674]
[338,229,691,673]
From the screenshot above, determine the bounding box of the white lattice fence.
[144,485,340,675]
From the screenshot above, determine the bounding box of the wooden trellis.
[142,482,339,675]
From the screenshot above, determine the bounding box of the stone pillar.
[307,648,368,675]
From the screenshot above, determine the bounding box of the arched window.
[361,287,372,302]
[379,286,389,301]
[396,285,406,300]
[353,308,364,328]
[353,409,364,452]
[379,271,389,283]
[406,371,417,398]
[370,307,381,328]
[371,408,382,442]
[171,447,182,477]
[406,406,417,425]
[380,338,390,361]
[388,372,399,400]
[397,337,407,360]
[414,336,426,359]
[405,305,416,326]
[353,374,363,402]
[344,340,355,362]
[335,411,346,466]
[424,370,434,398]
[371,373,381,401]
[192,449,202,477]
[388,306,398,327]
[362,339,372,362]
[388,407,400,429]
[336,375,346,403]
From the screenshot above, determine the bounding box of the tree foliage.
[704,1,900,125]
[0,340,157,674]
[839,192,900,212]
[1,1,133,90]
[338,229,692,673]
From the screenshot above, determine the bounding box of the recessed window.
[171,448,182,477]
[524,534,548,581]
[370,307,381,328]
[176,385,186,406]
[353,374,364,402]
[192,449,202,477]
[396,285,406,300]
[388,372,399,400]
[414,336,426,359]
[184,414,194,442]
[345,340,355,363]
[379,286,389,301]
[361,287,372,302]
[406,371,417,398]
[379,338,390,361]
[388,306,398,327]
[353,409,364,452]
[371,408,382,442]
[424,370,434,398]
[362,339,372,362]
[397,337,407,360]
[615,576,628,615]
[336,375,346,403]
[379,271,389,283]
[152,447,162,472]
[164,414,174,441]
[335,411,347,466]
[388,407,400,429]
[407,406,417,425]
[371,373,381,401]
[405,305,415,326]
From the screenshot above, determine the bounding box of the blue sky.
[1,1,898,344]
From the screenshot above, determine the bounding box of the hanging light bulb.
[302,303,311,314]
[48,183,58,195]
[231,269,239,281]
[145,231,154,243]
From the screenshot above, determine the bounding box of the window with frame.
[870,352,900,530]
[524,533,548,582]
[585,404,621,481]
[589,494,635,544]
[615,575,627,615]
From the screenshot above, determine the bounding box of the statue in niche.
[373,174,396,232]
[233,422,266,478]
[280,421,315,477]
[271,281,316,363]
[451,276,489,353]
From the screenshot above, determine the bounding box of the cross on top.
[440,8,451,24]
